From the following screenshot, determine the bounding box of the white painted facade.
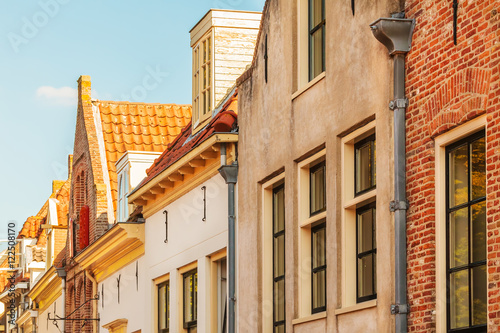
[99,174,230,332]
[38,295,64,333]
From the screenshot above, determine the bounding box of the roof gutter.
[129,133,238,202]
[370,14,415,333]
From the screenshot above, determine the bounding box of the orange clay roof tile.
[133,91,237,193]
[94,101,192,215]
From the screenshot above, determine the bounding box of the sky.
[0,0,265,242]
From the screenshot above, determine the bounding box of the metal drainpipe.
[218,142,238,333]
[370,15,415,333]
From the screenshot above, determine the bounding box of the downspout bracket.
[389,98,408,110]
[391,304,409,315]
[390,200,409,211]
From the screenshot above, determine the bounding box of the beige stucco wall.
[236,0,403,332]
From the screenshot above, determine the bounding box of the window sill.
[292,72,326,100]
[334,299,377,315]
[344,189,377,209]
[300,211,327,228]
[292,311,327,326]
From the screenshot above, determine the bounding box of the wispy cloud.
[36,86,77,106]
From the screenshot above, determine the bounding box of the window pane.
[203,91,207,113]
[471,136,486,200]
[357,208,375,253]
[309,0,323,28]
[310,28,324,80]
[310,162,325,215]
[471,201,486,263]
[312,269,326,310]
[274,235,285,277]
[207,88,211,113]
[273,187,285,233]
[312,225,326,269]
[184,275,192,322]
[273,279,285,322]
[450,269,469,329]
[203,40,207,62]
[208,61,211,87]
[159,284,167,329]
[208,37,211,61]
[184,271,197,324]
[357,254,374,298]
[449,144,469,207]
[449,208,469,268]
[203,67,207,89]
[472,265,487,326]
[355,138,376,194]
[193,273,198,320]
[218,259,227,333]
[274,325,285,333]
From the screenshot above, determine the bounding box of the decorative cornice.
[74,222,145,282]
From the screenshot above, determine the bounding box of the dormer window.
[190,10,261,131]
[193,33,213,127]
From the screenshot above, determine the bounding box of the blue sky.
[0,0,265,241]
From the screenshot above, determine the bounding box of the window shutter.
[79,205,90,249]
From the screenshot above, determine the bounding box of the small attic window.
[193,32,214,128]
[117,171,129,222]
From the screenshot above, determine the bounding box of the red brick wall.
[65,271,95,332]
[405,0,500,331]
[65,76,109,332]
[67,76,110,255]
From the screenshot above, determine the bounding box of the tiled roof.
[0,176,71,293]
[17,177,71,242]
[18,216,44,240]
[31,246,47,262]
[134,90,238,191]
[94,101,192,214]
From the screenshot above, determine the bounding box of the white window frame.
[117,169,130,222]
[339,120,377,311]
[297,0,326,90]
[210,250,228,333]
[297,150,326,319]
[178,261,198,333]
[261,173,286,333]
[155,274,170,333]
[434,115,486,333]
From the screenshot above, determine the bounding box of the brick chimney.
[77,75,92,106]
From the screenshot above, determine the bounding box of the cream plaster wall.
[99,258,146,333]
[236,0,402,332]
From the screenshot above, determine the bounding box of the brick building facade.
[405,1,500,332]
